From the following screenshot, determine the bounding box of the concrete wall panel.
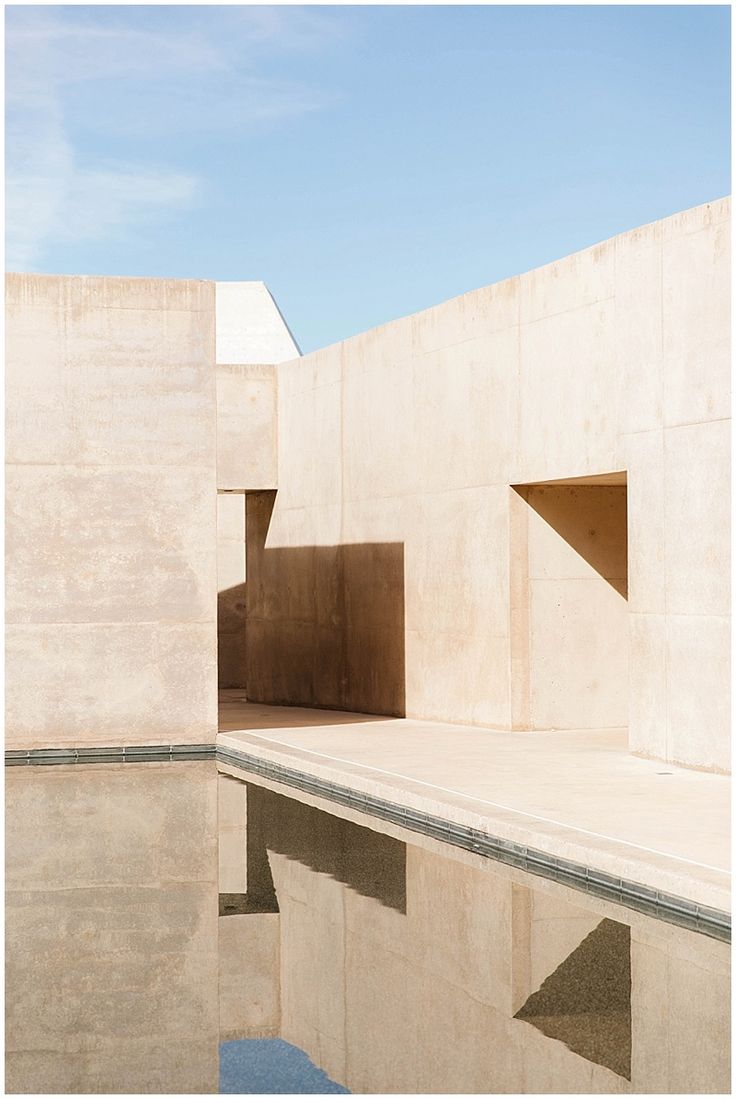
[216,364,277,491]
[5,273,217,748]
[264,197,729,768]
[6,198,729,768]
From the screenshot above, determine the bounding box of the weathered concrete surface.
[217,364,277,491]
[214,284,287,687]
[5,761,219,1093]
[5,274,218,747]
[252,197,730,770]
[511,482,628,730]
[6,200,729,771]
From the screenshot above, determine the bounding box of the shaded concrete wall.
[245,492,405,714]
[262,198,730,769]
[5,275,218,748]
[217,493,248,689]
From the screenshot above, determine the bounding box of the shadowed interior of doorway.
[222,490,406,717]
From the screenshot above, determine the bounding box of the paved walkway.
[218,691,730,912]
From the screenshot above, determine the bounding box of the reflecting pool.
[5,761,731,1094]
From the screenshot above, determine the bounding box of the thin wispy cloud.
[5,6,343,270]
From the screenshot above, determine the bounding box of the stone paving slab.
[218,692,730,914]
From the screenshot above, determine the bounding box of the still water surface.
[5,761,730,1094]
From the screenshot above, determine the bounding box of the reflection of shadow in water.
[234,783,406,915]
[514,918,631,1080]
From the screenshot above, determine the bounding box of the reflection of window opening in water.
[514,918,632,1080]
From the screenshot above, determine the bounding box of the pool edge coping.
[5,741,730,944]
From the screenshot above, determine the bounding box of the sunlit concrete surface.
[5,182,730,1096]
[254,197,730,771]
[5,274,220,749]
[218,692,729,911]
[7,199,730,772]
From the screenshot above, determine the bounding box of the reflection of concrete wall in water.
[219,913,281,1041]
[268,822,730,1093]
[246,782,407,912]
[5,763,219,1094]
[245,493,406,716]
[515,918,632,1079]
[224,781,729,1094]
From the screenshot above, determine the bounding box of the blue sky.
[6,4,731,352]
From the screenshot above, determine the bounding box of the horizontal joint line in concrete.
[5,462,217,471]
[7,620,215,627]
[215,745,730,944]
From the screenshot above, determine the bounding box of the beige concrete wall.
[511,482,629,730]
[214,283,287,690]
[215,364,276,689]
[216,364,278,491]
[5,274,218,748]
[256,198,730,769]
[5,761,219,1093]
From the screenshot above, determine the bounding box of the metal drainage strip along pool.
[214,744,731,944]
